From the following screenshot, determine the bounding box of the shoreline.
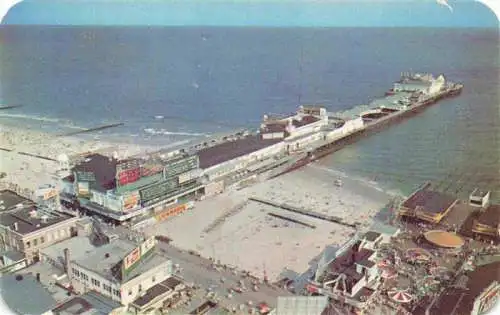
[0,124,159,192]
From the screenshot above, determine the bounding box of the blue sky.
[2,0,499,28]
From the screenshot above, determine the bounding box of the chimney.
[13,222,18,231]
[64,248,71,280]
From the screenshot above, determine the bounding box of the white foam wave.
[0,113,85,130]
[143,128,208,137]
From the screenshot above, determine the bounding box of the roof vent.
[105,253,110,259]
[15,275,23,281]
[29,210,37,218]
[41,215,49,224]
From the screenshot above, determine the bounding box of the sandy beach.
[0,124,154,192]
[146,164,397,281]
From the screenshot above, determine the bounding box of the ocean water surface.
[0,26,498,198]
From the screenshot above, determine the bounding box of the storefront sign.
[116,159,141,186]
[155,204,188,222]
[140,236,156,257]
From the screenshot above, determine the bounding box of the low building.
[47,291,122,315]
[69,237,173,306]
[309,232,386,311]
[397,183,458,223]
[0,194,79,264]
[0,273,57,315]
[472,203,500,240]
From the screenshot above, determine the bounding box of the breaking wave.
[0,113,85,130]
[143,128,208,137]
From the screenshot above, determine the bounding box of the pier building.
[397,183,458,224]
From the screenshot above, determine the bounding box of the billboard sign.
[77,182,90,197]
[123,247,140,270]
[76,171,95,182]
[139,178,179,203]
[141,163,164,177]
[122,192,140,212]
[140,236,157,257]
[155,203,188,222]
[116,159,141,186]
[163,155,199,179]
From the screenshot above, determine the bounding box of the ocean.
[0,26,498,199]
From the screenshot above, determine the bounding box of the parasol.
[388,288,413,303]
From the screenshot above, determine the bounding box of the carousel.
[387,288,414,304]
[423,230,465,249]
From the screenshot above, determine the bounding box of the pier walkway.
[248,197,358,229]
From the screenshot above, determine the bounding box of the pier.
[249,197,358,229]
[57,122,124,137]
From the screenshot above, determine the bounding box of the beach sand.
[146,164,397,281]
[0,124,154,192]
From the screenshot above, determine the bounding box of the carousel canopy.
[388,288,414,303]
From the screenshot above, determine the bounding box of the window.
[25,241,30,248]
[103,284,112,293]
[128,289,133,296]
[91,279,101,287]
[33,239,38,246]
[152,276,156,283]
[113,289,121,297]
[138,284,142,292]
[40,236,45,244]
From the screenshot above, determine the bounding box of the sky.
[0,0,499,28]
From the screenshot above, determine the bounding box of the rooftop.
[73,153,118,192]
[291,115,320,128]
[51,291,121,315]
[131,277,182,308]
[40,236,97,266]
[363,231,381,242]
[73,240,168,283]
[476,204,500,227]
[471,189,490,198]
[401,188,457,214]
[0,274,57,315]
[0,205,76,235]
[196,134,281,169]
[0,189,34,212]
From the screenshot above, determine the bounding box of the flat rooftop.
[0,274,57,315]
[196,134,281,169]
[0,206,76,235]
[73,240,169,283]
[401,188,457,214]
[0,189,34,212]
[476,204,500,227]
[291,115,320,128]
[40,236,97,265]
[51,292,121,315]
[131,276,182,307]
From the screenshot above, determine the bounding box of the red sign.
[123,247,140,270]
[306,284,318,293]
[118,168,141,186]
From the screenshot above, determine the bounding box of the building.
[0,273,57,315]
[0,191,79,264]
[397,183,458,223]
[69,236,174,306]
[308,231,388,311]
[62,152,203,224]
[47,291,122,315]
[472,204,500,240]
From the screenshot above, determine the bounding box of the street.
[156,241,293,311]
